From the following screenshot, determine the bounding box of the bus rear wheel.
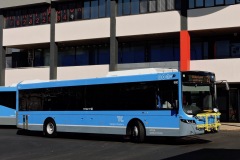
[44,119,57,138]
[130,121,145,143]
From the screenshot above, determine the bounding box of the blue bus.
[16,68,224,142]
[0,86,17,126]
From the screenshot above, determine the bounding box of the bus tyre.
[131,121,145,143]
[44,119,57,138]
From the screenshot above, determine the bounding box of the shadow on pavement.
[145,136,211,145]
[0,125,17,129]
[16,129,211,145]
[163,148,240,160]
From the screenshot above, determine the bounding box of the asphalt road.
[0,127,240,160]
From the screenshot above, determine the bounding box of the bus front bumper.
[195,112,221,132]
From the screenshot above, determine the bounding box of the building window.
[69,3,76,21]
[4,1,111,28]
[196,0,204,7]
[28,9,34,25]
[99,0,107,17]
[191,38,240,60]
[140,0,148,13]
[57,4,68,22]
[225,0,235,4]
[56,0,110,22]
[123,0,131,15]
[205,0,214,7]
[83,0,91,19]
[118,0,177,16]
[98,45,110,64]
[189,0,195,9]
[76,47,89,66]
[231,43,240,58]
[5,5,50,28]
[131,0,140,14]
[215,40,230,59]
[157,0,166,11]
[91,0,99,19]
[14,10,21,27]
[76,2,83,19]
[191,42,209,60]
[167,0,175,10]
[32,44,110,67]
[149,42,179,62]
[33,49,49,66]
[149,0,157,12]
[119,43,146,63]
[189,0,240,8]
[118,40,179,64]
[60,45,110,66]
[58,47,76,66]
[215,0,224,5]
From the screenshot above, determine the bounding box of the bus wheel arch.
[43,117,57,138]
[127,119,146,143]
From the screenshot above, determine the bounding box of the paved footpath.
[220,123,240,131]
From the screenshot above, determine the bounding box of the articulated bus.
[0,86,17,126]
[16,68,226,142]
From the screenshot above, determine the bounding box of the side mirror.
[215,80,229,91]
[225,81,230,91]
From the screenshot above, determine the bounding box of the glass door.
[229,89,239,122]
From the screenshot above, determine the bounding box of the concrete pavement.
[220,123,240,131]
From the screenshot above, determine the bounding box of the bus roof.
[0,86,17,92]
[107,68,178,77]
[17,68,179,90]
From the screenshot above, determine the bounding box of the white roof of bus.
[20,79,53,84]
[19,68,178,84]
[9,83,18,87]
[107,68,178,77]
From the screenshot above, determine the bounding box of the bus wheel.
[44,119,57,138]
[130,121,145,143]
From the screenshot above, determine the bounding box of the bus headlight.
[213,108,219,113]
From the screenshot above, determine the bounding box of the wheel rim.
[133,126,139,137]
[46,123,54,135]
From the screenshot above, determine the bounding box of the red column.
[180,30,190,71]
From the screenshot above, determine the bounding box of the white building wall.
[3,25,50,47]
[191,59,240,83]
[0,0,50,9]
[116,11,181,37]
[5,65,109,86]
[6,67,49,86]
[55,18,110,42]
[3,18,110,47]
[57,65,109,80]
[188,4,240,31]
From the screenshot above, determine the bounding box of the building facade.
[0,0,239,121]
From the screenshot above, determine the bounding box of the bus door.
[22,115,29,129]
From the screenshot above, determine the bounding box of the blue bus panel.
[16,69,221,142]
